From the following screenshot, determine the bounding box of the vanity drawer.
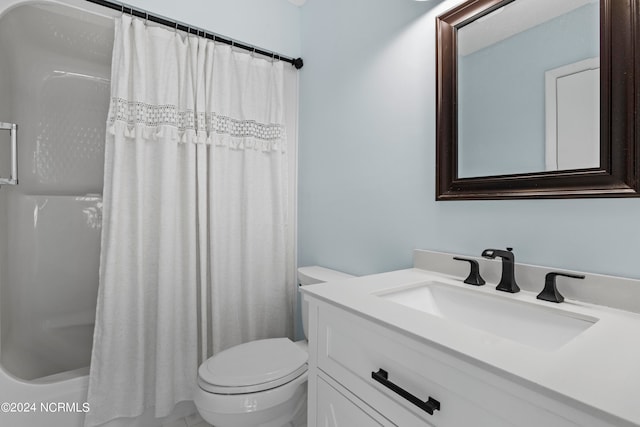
[316,375,394,426]
[316,304,578,427]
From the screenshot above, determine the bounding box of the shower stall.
[0,1,111,425]
[0,2,296,426]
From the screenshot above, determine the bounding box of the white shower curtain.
[85,16,295,427]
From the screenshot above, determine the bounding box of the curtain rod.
[85,0,304,69]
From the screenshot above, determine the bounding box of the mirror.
[436,0,640,200]
[457,0,599,178]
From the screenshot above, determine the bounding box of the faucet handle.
[453,257,486,286]
[537,271,585,303]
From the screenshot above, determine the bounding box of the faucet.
[481,247,520,293]
[537,271,585,303]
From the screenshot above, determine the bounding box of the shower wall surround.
[298,0,640,280]
[0,0,111,381]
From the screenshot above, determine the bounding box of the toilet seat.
[198,338,308,395]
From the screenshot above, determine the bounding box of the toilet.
[194,266,354,427]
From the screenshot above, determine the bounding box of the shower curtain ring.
[144,12,148,25]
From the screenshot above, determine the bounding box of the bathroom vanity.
[301,250,640,426]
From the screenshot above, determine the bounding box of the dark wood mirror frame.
[436,0,640,200]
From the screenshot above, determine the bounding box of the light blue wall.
[458,4,598,177]
[121,0,301,57]
[298,0,640,282]
[299,0,436,276]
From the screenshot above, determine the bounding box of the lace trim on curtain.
[108,97,286,150]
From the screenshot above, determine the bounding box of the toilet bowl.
[194,338,308,427]
[194,266,354,427]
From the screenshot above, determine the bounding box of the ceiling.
[458,0,597,56]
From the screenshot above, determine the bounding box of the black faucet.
[537,271,585,303]
[481,247,520,293]
[453,257,485,286]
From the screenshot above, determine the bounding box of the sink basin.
[376,281,598,351]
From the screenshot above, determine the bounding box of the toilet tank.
[298,266,355,339]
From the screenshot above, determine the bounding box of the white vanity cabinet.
[306,298,615,427]
[316,376,393,426]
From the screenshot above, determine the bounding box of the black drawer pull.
[371,369,441,415]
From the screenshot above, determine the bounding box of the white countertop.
[301,267,640,427]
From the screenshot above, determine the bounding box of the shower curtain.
[85,15,295,427]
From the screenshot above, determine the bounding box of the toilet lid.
[198,338,308,394]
